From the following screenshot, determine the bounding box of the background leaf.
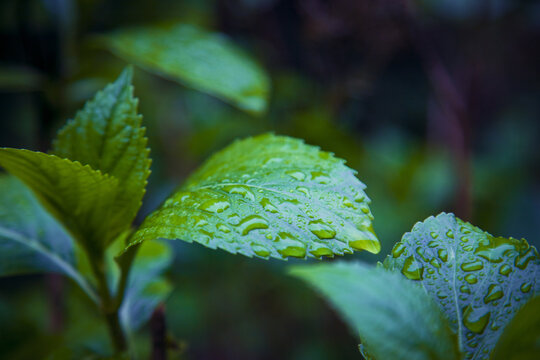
[52,67,151,239]
[0,175,98,302]
[383,213,540,360]
[120,240,173,333]
[127,134,379,260]
[102,24,270,115]
[289,262,460,360]
[491,295,540,360]
[0,148,119,254]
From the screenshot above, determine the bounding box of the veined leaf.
[491,296,540,360]
[102,24,270,115]
[383,213,540,360]
[120,240,173,333]
[0,148,119,254]
[53,67,151,238]
[127,134,379,260]
[0,175,98,303]
[290,262,460,360]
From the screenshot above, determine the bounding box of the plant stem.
[90,254,127,353]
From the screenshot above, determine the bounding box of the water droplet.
[354,192,365,203]
[310,243,333,257]
[217,224,231,233]
[193,215,208,227]
[428,241,438,248]
[392,243,406,258]
[475,236,521,263]
[460,285,471,294]
[223,185,255,201]
[465,274,478,284]
[342,197,355,208]
[285,170,305,181]
[277,235,306,258]
[251,243,270,257]
[430,232,439,239]
[499,264,512,276]
[430,258,441,268]
[446,230,454,239]
[401,256,424,280]
[308,220,336,239]
[463,245,474,252]
[484,284,504,304]
[520,282,532,293]
[461,260,484,272]
[310,171,331,184]
[236,215,269,235]
[515,247,539,270]
[416,247,429,262]
[296,186,310,197]
[260,198,278,213]
[462,305,491,334]
[198,199,230,213]
[438,249,448,262]
[227,213,241,225]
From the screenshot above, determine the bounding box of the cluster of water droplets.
[133,135,379,259]
[384,213,539,360]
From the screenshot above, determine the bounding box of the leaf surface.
[290,262,460,360]
[383,213,540,360]
[0,148,119,253]
[128,134,378,260]
[103,24,270,114]
[491,296,540,360]
[53,67,151,238]
[0,175,98,302]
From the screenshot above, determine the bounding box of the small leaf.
[383,213,540,360]
[0,148,119,253]
[52,67,151,237]
[491,296,540,360]
[0,175,98,303]
[127,134,379,260]
[290,262,460,360]
[102,24,270,114]
[120,240,173,333]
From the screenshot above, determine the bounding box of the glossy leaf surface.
[128,134,379,260]
[103,24,270,114]
[383,213,540,360]
[0,148,119,253]
[0,175,98,302]
[290,262,460,360]
[491,296,540,360]
[53,67,151,239]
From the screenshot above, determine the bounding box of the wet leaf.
[0,175,98,302]
[102,24,270,115]
[0,148,119,254]
[383,213,540,360]
[127,134,378,260]
[53,67,151,240]
[290,262,460,360]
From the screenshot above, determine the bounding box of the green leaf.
[383,213,540,360]
[0,148,119,254]
[0,175,98,303]
[120,240,173,333]
[127,134,379,260]
[52,67,151,238]
[102,24,270,115]
[289,262,460,360]
[491,296,540,360]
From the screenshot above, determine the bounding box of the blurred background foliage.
[1,0,539,358]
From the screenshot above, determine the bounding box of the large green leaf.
[52,67,151,237]
[127,134,379,260]
[102,24,270,115]
[290,262,460,360]
[383,213,540,360]
[491,296,540,360]
[0,148,119,254]
[0,175,98,302]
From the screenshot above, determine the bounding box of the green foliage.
[383,213,540,359]
[0,148,119,254]
[103,24,270,115]
[290,262,460,360]
[127,133,379,259]
[491,296,540,360]
[52,67,151,245]
[0,175,98,302]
